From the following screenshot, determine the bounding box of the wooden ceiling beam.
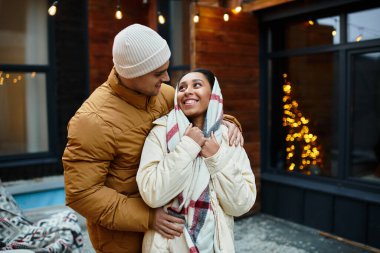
[242,0,295,12]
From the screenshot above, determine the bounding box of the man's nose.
[162,71,170,82]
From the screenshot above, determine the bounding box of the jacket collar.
[108,68,157,110]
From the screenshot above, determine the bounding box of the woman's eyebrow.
[179,79,203,86]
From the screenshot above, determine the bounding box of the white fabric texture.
[163,77,224,252]
[112,24,171,78]
[138,120,256,253]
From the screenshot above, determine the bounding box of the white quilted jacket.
[137,116,256,253]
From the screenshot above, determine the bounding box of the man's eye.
[194,83,201,87]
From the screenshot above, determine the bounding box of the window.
[271,15,340,51]
[270,53,339,177]
[350,51,380,182]
[266,5,380,185]
[347,7,380,43]
[0,0,50,157]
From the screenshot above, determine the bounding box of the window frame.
[260,0,380,194]
[0,0,57,168]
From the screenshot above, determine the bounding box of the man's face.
[123,61,170,96]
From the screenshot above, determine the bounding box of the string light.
[355,34,363,42]
[193,12,200,23]
[193,0,200,24]
[48,1,58,16]
[331,18,338,37]
[158,12,165,24]
[0,72,26,86]
[223,12,229,22]
[308,20,315,26]
[282,73,323,175]
[232,5,242,14]
[355,27,363,42]
[115,0,122,20]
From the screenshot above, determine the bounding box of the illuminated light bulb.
[223,13,229,22]
[48,1,58,16]
[289,163,295,171]
[115,6,122,20]
[355,34,363,42]
[158,12,165,24]
[283,84,291,93]
[193,13,200,23]
[232,5,242,14]
[0,77,4,85]
[308,20,314,26]
[18,75,22,80]
[13,78,17,83]
[332,29,337,36]
[31,72,36,78]
[283,73,288,78]
[6,73,10,78]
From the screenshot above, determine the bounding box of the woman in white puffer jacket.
[137,68,256,253]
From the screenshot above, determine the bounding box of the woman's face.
[177,72,212,121]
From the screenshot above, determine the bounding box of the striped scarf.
[166,77,223,253]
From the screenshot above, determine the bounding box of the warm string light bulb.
[158,12,165,24]
[115,5,122,19]
[232,5,242,14]
[48,1,58,16]
[355,34,363,42]
[0,72,24,86]
[193,13,200,23]
[355,28,363,42]
[223,12,229,22]
[332,29,337,36]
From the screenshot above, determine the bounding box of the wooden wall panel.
[191,4,261,212]
[88,0,157,91]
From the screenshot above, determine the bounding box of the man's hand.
[200,132,220,158]
[152,207,185,239]
[223,120,244,146]
[184,123,206,147]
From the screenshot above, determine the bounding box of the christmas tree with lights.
[282,74,323,175]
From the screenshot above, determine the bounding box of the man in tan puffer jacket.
[62,24,242,253]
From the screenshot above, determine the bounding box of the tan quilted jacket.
[62,68,174,253]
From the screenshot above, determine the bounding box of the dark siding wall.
[262,181,380,248]
[55,0,89,165]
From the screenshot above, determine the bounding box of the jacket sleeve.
[223,114,242,133]
[62,112,153,232]
[137,126,201,208]
[204,129,256,217]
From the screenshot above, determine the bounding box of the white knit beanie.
[112,24,171,79]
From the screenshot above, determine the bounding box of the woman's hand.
[223,120,244,146]
[184,123,206,147]
[200,132,220,158]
